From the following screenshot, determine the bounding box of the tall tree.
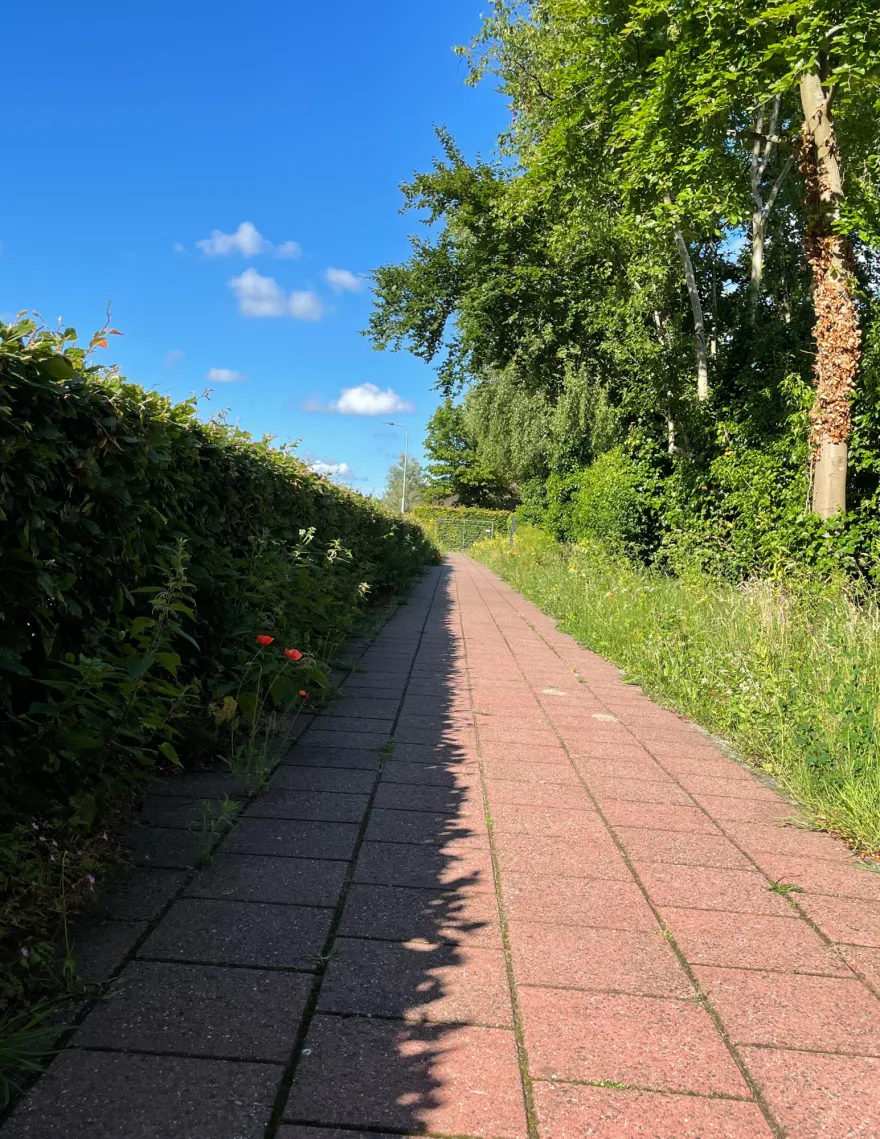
[380,452,427,513]
[469,0,880,514]
[423,400,514,506]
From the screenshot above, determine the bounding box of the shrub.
[570,447,660,559]
[473,527,880,853]
[408,504,511,523]
[0,317,437,1012]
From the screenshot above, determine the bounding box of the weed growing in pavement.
[767,881,806,897]
[473,526,880,854]
[197,797,241,866]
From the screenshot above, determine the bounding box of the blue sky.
[0,1,506,496]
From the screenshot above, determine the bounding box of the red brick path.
[296,554,879,1139]
[6,557,880,1138]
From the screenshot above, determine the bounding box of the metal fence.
[431,516,498,551]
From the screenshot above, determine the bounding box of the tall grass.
[473,527,880,853]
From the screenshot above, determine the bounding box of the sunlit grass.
[473,527,880,853]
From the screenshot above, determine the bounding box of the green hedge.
[0,318,437,1010]
[408,504,511,523]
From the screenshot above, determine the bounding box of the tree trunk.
[750,208,765,302]
[667,202,709,401]
[798,71,862,518]
[748,99,793,320]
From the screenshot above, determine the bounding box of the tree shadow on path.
[282,563,526,1139]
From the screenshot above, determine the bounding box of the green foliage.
[474,528,880,852]
[571,448,661,559]
[409,504,511,523]
[423,400,514,506]
[0,1002,64,1105]
[367,1,880,583]
[0,316,436,1015]
[409,504,512,552]
[380,452,427,513]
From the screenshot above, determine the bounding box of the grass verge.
[472,527,880,854]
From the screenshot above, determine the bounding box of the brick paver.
[4,556,880,1139]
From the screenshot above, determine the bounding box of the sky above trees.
[0,0,506,496]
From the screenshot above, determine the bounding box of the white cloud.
[277,240,302,259]
[228,270,325,321]
[197,221,268,258]
[304,382,415,416]
[289,290,324,321]
[189,222,302,260]
[173,242,187,254]
[324,267,363,294]
[228,268,288,317]
[310,459,353,479]
[205,367,248,383]
[164,349,185,368]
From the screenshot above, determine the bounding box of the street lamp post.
[383,421,409,514]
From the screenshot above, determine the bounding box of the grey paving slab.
[243,790,369,822]
[75,961,311,1060]
[224,817,359,860]
[319,938,512,1026]
[0,1050,280,1138]
[138,898,332,969]
[340,684,407,700]
[91,867,186,922]
[388,742,472,765]
[185,853,348,907]
[336,672,410,690]
[373,783,480,815]
[323,698,402,719]
[67,918,148,983]
[147,771,247,799]
[364,808,485,846]
[339,884,502,947]
[270,766,375,794]
[379,760,480,787]
[281,745,382,770]
[122,824,203,869]
[308,716,396,735]
[299,729,392,751]
[139,794,244,830]
[353,840,495,892]
[277,1127,399,1139]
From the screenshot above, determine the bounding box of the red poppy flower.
[284,648,303,661]
[256,635,274,645]
[299,689,309,698]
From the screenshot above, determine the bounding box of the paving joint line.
[528,1075,756,1101]
[73,1044,286,1066]
[458,558,787,1139]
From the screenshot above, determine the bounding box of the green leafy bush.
[0,316,437,1013]
[408,504,511,523]
[408,504,511,551]
[570,448,660,559]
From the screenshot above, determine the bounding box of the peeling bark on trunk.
[798,71,862,519]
